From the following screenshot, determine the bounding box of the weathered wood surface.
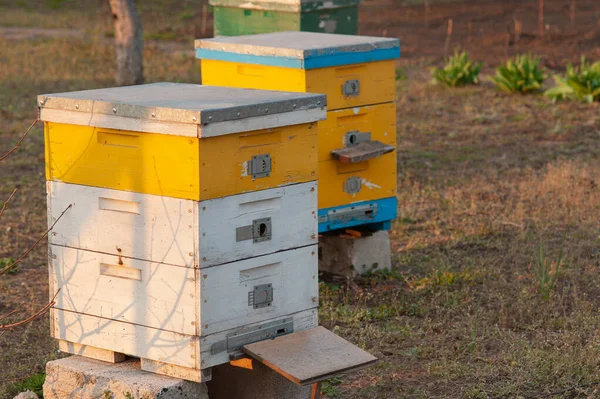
[199,181,317,267]
[48,181,196,268]
[243,326,378,385]
[53,309,318,373]
[331,140,395,164]
[48,181,317,268]
[58,340,126,363]
[200,244,318,335]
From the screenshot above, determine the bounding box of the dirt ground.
[1,0,600,398]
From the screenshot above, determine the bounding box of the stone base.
[43,356,208,399]
[318,230,392,277]
[207,360,317,399]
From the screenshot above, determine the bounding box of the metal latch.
[327,203,378,223]
[342,80,360,97]
[236,217,272,243]
[210,317,293,357]
[344,176,362,194]
[344,131,371,147]
[249,154,271,179]
[248,283,273,309]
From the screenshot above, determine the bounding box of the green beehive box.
[209,0,360,36]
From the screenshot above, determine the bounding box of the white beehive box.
[42,83,324,382]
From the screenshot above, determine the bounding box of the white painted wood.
[40,108,326,138]
[53,308,317,373]
[200,109,325,138]
[200,245,318,335]
[39,108,199,137]
[198,182,317,267]
[199,309,318,369]
[58,340,126,363]
[51,245,197,335]
[51,244,316,337]
[48,181,197,268]
[52,309,198,369]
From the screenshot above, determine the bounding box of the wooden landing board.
[330,140,395,164]
[242,326,378,385]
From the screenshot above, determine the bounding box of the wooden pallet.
[58,340,213,383]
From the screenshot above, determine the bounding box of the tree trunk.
[109,0,143,86]
[538,0,544,37]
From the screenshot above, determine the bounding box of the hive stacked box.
[40,83,327,382]
[210,0,360,37]
[195,32,400,233]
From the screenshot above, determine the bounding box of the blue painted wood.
[195,46,401,70]
[318,197,397,233]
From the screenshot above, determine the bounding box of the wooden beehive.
[195,32,400,232]
[209,0,360,37]
[40,83,326,382]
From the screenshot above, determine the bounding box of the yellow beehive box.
[196,32,399,111]
[40,83,326,201]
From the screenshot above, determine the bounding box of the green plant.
[492,54,547,94]
[321,377,342,398]
[0,257,18,275]
[431,51,482,87]
[544,57,600,103]
[12,373,45,398]
[534,235,566,301]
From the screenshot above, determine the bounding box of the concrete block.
[318,230,392,276]
[43,356,208,399]
[207,360,315,399]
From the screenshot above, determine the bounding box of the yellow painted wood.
[198,123,317,199]
[45,122,317,200]
[317,153,397,209]
[201,59,306,93]
[317,103,396,162]
[45,122,200,200]
[200,59,396,110]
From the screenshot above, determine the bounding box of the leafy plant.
[545,57,600,103]
[12,373,45,398]
[534,235,566,301]
[0,257,18,275]
[321,377,342,398]
[431,51,482,87]
[492,54,547,94]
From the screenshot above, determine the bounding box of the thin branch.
[0,119,39,162]
[0,304,25,322]
[0,289,60,330]
[0,188,17,220]
[0,204,72,277]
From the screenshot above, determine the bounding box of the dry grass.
[3,1,600,398]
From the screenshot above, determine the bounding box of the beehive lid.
[38,83,327,138]
[242,326,378,385]
[208,0,360,12]
[195,31,400,70]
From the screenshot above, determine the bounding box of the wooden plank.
[198,181,317,267]
[242,326,378,385]
[58,340,126,363]
[200,245,318,335]
[51,245,197,335]
[140,358,212,383]
[331,140,395,164]
[48,181,196,268]
[52,309,198,369]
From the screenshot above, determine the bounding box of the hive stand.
[43,356,209,399]
[319,230,392,277]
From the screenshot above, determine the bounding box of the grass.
[2,3,600,399]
